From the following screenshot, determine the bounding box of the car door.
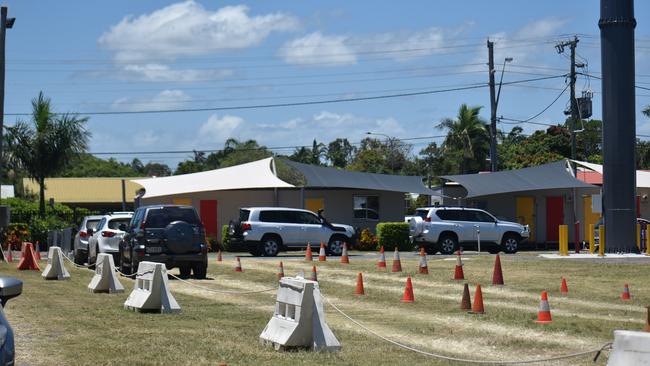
[297,211,327,245]
[437,209,474,242]
[273,210,303,247]
[467,210,499,242]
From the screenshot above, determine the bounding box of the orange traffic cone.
[560,277,568,295]
[217,250,222,262]
[392,247,402,272]
[355,272,365,295]
[310,265,318,282]
[277,261,285,280]
[305,242,313,261]
[17,242,40,271]
[234,256,243,272]
[34,241,41,261]
[454,249,465,280]
[535,291,553,323]
[318,242,327,261]
[418,247,428,274]
[644,306,650,332]
[469,284,485,314]
[621,283,631,301]
[492,254,504,285]
[400,275,415,302]
[460,283,472,310]
[377,246,387,269]
[340,243,350,264]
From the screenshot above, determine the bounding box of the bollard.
[589,224,595,254]
[574,221,580,253]
[599,225,605,257]
[558,225,568,256]
[607,330,650,365]
[124,262,180,314]
[41,247,70,280]
[88,253,124,293]
[476,225,481,254]
[636,223,641,251]
[646,230,650,256]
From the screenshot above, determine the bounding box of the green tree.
[326,138,355,168]
[643,105,650,118]
[347,137,411,174]
[6,92,91,216]
[61,154,138,177]
[437,104,490,174]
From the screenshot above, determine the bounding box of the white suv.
[228,207,356,257]
[87,212,133,266]
[409,207,529,255]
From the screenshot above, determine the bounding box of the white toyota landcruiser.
[408,207,529,255]
[228,207,356,257]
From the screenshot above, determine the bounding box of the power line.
[500,83,570,124]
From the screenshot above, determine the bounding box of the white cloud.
[279,28,446,66]
[198,114,244,142]
[111,89,191,112]
[279,32,356,66]
[116,64,234,82]
[99,2,299,62]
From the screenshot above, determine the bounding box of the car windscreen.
[239,209,251,222]
[108,218,132,230]
[145,207,200,228]
[85,220,100,230]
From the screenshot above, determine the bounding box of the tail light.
[140,222,145,230]
[424,217,432,222]
[79,231,88,238]
[101,231,116,238]
[242,223,252,231]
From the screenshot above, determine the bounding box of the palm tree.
[437,104,489,174]
[644,105,650,118]
[6,92,90,217]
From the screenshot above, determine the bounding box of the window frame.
[353,195,380,221]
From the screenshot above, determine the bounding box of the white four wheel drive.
[408,207,529,255]
[229,207,356,257]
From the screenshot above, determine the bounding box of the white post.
[476,225,481,254]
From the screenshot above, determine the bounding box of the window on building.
[354,196,379,220]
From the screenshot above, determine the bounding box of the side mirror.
[119,224,127,232]
[0,277,22,306]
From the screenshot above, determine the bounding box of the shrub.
[220,224,230,251]
[356,228,378,251]
[3,223,30,250]
[29,216,68,246]
[376,222,413,251]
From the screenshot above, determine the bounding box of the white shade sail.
[132,157,294,198]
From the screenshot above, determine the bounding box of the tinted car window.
[259,210,286,223]
[86,219,100,230]
[436,210,462,221]
[296,212,321,225]
[239,209,251,222]
[108,218,132,230]
[473,211,496,223]
[415,209,429,219]
[131,208,144,229]
[145,207,200,228]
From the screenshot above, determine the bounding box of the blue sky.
[4,1,650,168]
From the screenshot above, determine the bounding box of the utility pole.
[600,0,637,252]
[487,40,498,172]
[0,6,15,190]
[555,36,580,163]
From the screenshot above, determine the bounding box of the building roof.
[576,169,603,185]
[283,159,437,195]
[133,157,294,198]
[22,177,144,203]
[440,160,596,198]
[572,160,650,188]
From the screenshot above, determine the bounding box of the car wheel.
[502,234,520,254]
[328,236,346,256]
[260,236,281,257]
[438,234,458,255]
[179,265,191,279]
[74,249,87,265]
[192,263,207,279]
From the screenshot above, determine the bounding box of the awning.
[283,159,436,195]
[132,158,294,198]
[572,160,650,188]
[440,160,596,198]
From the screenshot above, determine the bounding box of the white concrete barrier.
[88,253,124,293]
[607,330,650,365]
[260,276,340,351]
[124,262,180,314]
[41,246,70,280]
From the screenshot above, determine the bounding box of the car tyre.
[119,251,132,276]
[327,236,347,256]
[438,234,458,255]
[74,249,87,265]
[192,263,207,279]
[179,265,192,279]
[502,234,520,254]
[260,235,281,257]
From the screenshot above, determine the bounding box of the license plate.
[146,246,163,254]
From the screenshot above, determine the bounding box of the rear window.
[108,218,132,230]
[239,209,251,222]
[415,209,430,219]
[145,207,200,228]
[86,219,100,230]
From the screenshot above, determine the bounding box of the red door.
[200,200,218,237]
[546,196,564,242]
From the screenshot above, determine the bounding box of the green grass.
[1,251,648,365]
